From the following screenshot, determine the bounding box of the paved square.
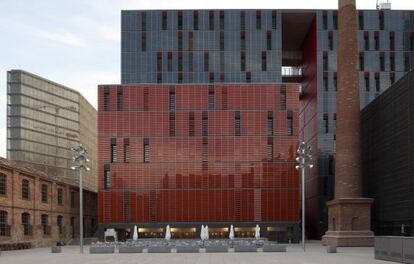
[0,241,388,264]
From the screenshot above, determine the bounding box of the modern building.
[97,83,301,241]
[361,70,414,236]
[7,70,98,192]
[0,158,97,248]
[101,8,414,239]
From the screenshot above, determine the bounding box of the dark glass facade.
[98,84,300,240]
[361,70,414,236]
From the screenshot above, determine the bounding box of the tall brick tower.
[322,0,374,246]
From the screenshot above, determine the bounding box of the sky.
[1,0,414,158]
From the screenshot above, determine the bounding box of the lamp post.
[295,142,313,252]
[71,144,90,254]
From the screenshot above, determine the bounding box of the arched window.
[0,173,6,195]
[57,216,63,234]
[22,179,30,200]
[0,211,9,236]
[41,214,49,235]
[22,212,31,236]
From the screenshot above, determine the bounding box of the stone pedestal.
[322,198,374,246]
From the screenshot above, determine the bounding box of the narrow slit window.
[168,52,172,72]
[272,11,277,30]
[117,88,123,111]
[390,53,395,71]
[287,111,293,136]
[364,32,369,50]
[141,32,146,51]
[365,73,370,91]
[124,138,130,163]
[104,87,110,111]
[240,52,246,71]
[162,11,167,30]
[280,85,286,110]
[193,11,198,30]
[375,73,380,92]
[323,113,329,134]
[267,31,272,50]
[323,11,328,30]
[389,32,395,51]
[189,112,195,137]
[359,11,364,30]
[104,165,111,189]
[235,111,241,136]
[208,85,215,110]
[256,10,261,30]
[240,11,245,30]
[169,112,175,137]
[374,32,380,50]
[219,10,224,30]
[178,32,183,51]
[261,52,267,71]
[177,11,183,30]
[169,86,175,111]
[202,111,208,137]
[241,32,246,51]
[141,12,146,31]
[143,138,150,163]
[209,11,214,30]
[267,111,273,136]
[110,138,117,163]
[204,52,209,72]
[157,52,162,72]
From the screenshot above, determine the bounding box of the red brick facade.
[0,158,97,248]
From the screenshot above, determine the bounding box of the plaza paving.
[0,241,389,264]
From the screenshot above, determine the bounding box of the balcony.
[282,66,303,83]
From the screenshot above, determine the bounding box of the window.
[235,111,241,136]
[204,52,209,72]
[143,138,150,163]
[333,12,338,30]
[333,113,337,131]
[267,31,272,50]
[178,52,183,71]
[202,111,208,137]
[141,12,146,31]
[220,72,225,82]
[240,11,245,30]
[209,72,214,83]
[240,32,246,51]
[124,138,130,163]
[220,52,225,72]
[323,75,329,91]
[141,32,146,51]
[57,188,63,205]
[178,32,183,51]
[41,184,48,203]
[22,179,29,199]
[117,88,123,111]
[359,52,364,71]
[379,11,384,30]
[219,10,224,30]
[0,173,6,195]
[374,32,380,50]
[208,85,215,110]
[246,72,251,83]
[193,11,198,30]
[323,113,329,133]
[169,86,175,111]
[240,52,246,71]
[261,52,267,71]
[22,213,31,236]
[70,191,75,208]
[57,215,63,234]
[272,11,277,30]
[189,112,195,137]
[202,137,208,163]
[189,52,193,72]
[333,73,337,91]
[157,52,162,72]
[323,52,328,71]
[359,11,364,30]
[328,32,334,50]
[162,11,167,30]
[365,73,370,91]
[411,33,414,51]
[110,138,117,163]
[256,10,261,30]
[389,32,395,51]
[322,11,328,30]
[0,211,8,236]
[380,53,385,71]
[267,111,273,136]
[405,53,410,72]
[104,87,110,111]
[168,52,172,72]
[209,11,214,30]
[287,111,293,136]
[143,88,149,111]
[169,112,175,137]
[222,87,228,110]
[390,73,395,85]
[41,214,49,235]
[280,85,286,110]
[104,166,111,189]
[177,11,183,30]
[390,53,395,71]
[267,137,273,161]
[364,32,369,50]
[375,73,380,92]
[220,31,224,51]
[188,32,193,51]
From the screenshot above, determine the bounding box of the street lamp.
[295,142,313,252]
[71,144,90,254]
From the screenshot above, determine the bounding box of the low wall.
[375,236,414,263]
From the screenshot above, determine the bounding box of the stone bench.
[176,245,199,253]
[89,246,115,254]
[263,244,286,252]
[234,245,257,252]
[205,245,228,253]
[147,246,171,253]
[119,245,143,253]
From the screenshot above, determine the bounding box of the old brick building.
[0,158,97,248]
